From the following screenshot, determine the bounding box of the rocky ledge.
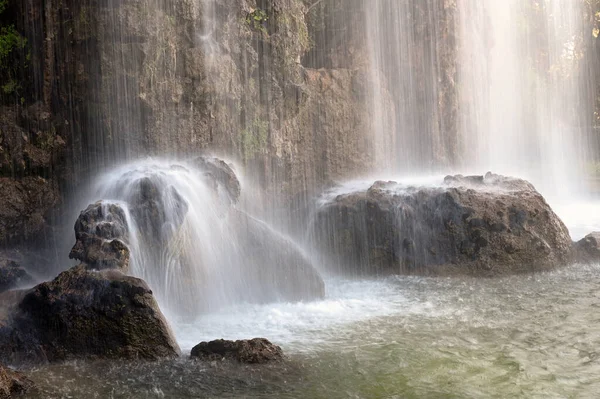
[310,173,577,276]
[190,338,283,364]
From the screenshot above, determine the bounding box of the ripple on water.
[25,263,600,398]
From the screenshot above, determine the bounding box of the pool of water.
[24,262,600,398]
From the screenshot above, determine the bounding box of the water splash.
[85,158,324,317]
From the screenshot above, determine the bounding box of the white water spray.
[86,159,324,317]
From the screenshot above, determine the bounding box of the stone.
[0,176,59,245]
[574,232,600,264]
[0,363,33,398]
[0,259,32,294]
[192,156,241,205]
[0,265,180,365]
[190,338,283,364]
[69,202,131,271]
[310,173,573,276]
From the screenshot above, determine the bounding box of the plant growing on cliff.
[0,0,28,97]
[246,9,269,34]
[240,118,269,161]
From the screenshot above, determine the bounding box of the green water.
[24,263,600,398]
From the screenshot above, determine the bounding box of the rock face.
[0,176,59,245]
[190,338,283,364]
[0,364,33,398]
[0,259,32,294]
[69,202,131,271]
[310,173,573,276]
[0,265,180,364]
[574,232,600,264]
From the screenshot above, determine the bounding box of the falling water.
[86,159,323,317]
[458,0,590,198]
[364,0,594,200]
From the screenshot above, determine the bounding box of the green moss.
[240,118,269,161]
[246,9,269,34]
[0,1,28,99]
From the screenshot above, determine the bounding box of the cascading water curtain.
[458,0,589,199]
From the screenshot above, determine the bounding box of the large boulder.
[69,201,130,271]
[0,363,33,398]
[310,173,573,276]
[190,338,283,364]
[0,265,180,365]
[0,259,32,294]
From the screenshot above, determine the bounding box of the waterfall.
[365,0,592,198]
[458,0,589,198]
[86,159,324,317]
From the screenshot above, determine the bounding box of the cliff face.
[0,0,394,247]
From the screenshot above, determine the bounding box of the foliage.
[240,118,269,161]
[0,0,28,97]
[246,9,269,34]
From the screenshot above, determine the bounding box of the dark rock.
[190,338,283,364]
[192,156,241,205]
[0,265,180,365]
[0,363,33,398]
[128,176,189,246]
[574,232,600,264]
[310,173,573,276]
[0,177,59,245]
[69,202,131,271]
[0,259,33,294]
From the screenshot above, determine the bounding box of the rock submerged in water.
[0,363,33,397]
[310,173,573,276]
[190,338,283,364]
[0,265,180,365]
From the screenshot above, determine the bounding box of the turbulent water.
[25,262,600,398]
[81,159,321,317]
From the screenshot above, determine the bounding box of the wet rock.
[128,176,189,245]
[69,202,130,271]
[0,259,32,294]
[0,363,33,398]
[192,156,241,205]
[574,232,600,264]
[190,338,283,364]
[310,173,573,276]
[0,265,180,365]
[0,177,59,244]
[232,210,325,303]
